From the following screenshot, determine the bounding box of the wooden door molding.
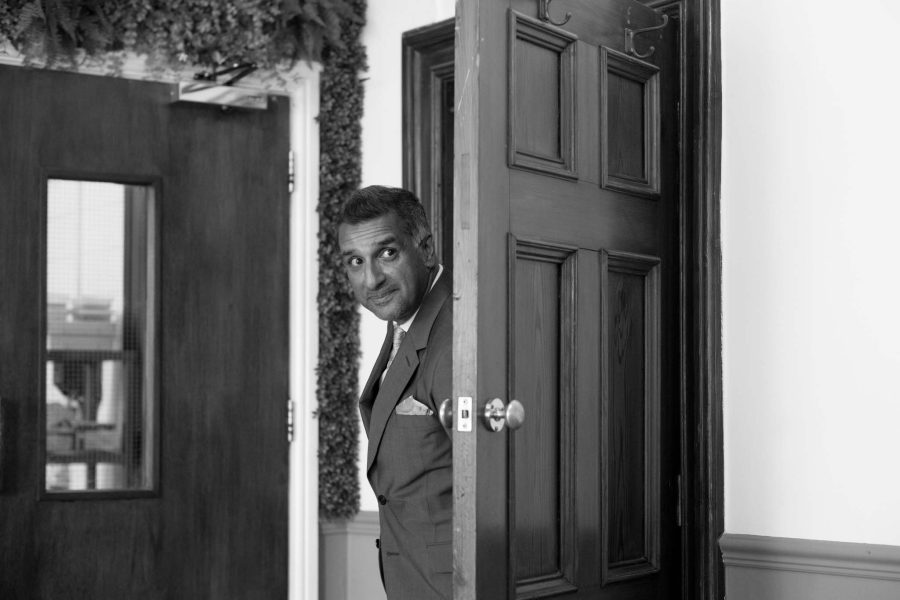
[637,0,723,597]
[621,0,725,597]
[402,18,456,270]
[673,0,724,597]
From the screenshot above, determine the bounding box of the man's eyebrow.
[339,235,399,257]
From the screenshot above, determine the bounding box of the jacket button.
[377,494,387,505]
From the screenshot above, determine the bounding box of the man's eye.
[379,248,397,259]
[347,257,363,267]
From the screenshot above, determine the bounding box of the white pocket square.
[395,396,433,416]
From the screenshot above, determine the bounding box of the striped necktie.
[384,326,406,378]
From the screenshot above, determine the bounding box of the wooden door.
[453,1,681,598]
[0,65,289,599]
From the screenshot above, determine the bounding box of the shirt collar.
[395,264,444,333]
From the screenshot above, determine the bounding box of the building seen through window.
[45,179,156,493]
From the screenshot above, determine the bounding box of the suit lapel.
[359,322,393,435]
[365,271,452,474]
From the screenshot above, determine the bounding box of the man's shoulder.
[416,267,452,342]
[420,293,451,371]
[421,296,451,387]
[430,290,452,340]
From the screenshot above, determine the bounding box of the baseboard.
[720,533,900,600]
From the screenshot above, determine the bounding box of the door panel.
[508,13,577,178]
[509,240,579,597]
[453,0,680,598]
[0,65,289,599]
[601,47,661,196]
[600,250,662,585]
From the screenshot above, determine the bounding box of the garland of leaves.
[0,0,359,67]
[316,0,366,520]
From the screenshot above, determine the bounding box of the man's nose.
[364,262,385,289]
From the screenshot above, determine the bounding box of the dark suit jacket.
[359,269,452,600]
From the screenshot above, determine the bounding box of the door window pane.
[45,180,156,493]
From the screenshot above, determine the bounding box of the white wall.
[722,0,900,545]
[356,0,456,513]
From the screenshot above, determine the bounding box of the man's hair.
[339,185,431,243]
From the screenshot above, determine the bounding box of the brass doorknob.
[483,398,525,432]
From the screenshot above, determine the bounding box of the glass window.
[45,180,156,493]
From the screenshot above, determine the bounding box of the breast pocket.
[391,413,441,430]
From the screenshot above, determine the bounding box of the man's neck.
[395,264,443,332]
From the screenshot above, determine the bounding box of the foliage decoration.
[316,0,366,520]
[0,0,360,68]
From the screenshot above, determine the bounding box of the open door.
[452,1,682,598]
[0,65,289,598]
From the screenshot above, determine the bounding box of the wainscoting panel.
[721,533,900,600]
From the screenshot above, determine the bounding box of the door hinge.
[287,399,295,443]
[288,150,295,194]
[676,474,683,527]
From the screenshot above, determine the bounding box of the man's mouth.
[368,289,395,305]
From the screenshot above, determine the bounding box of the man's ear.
[418,233,437,267]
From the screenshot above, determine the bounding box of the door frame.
[443,0,723,597]
[402,18,456,269]
[0,49,322,600]
[674,0,724,596]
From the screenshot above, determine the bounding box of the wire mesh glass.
[45,180,156,493]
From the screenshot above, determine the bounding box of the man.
[338,185,452,600]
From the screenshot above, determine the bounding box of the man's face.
[338,213,435,323]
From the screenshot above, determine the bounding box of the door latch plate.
[457,396,473,432]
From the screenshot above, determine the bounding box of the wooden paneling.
[600,250,661,584]
[510,238,578,598]
[600,47,660,198]
[509,11,577,179]
[607,75,644,179]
